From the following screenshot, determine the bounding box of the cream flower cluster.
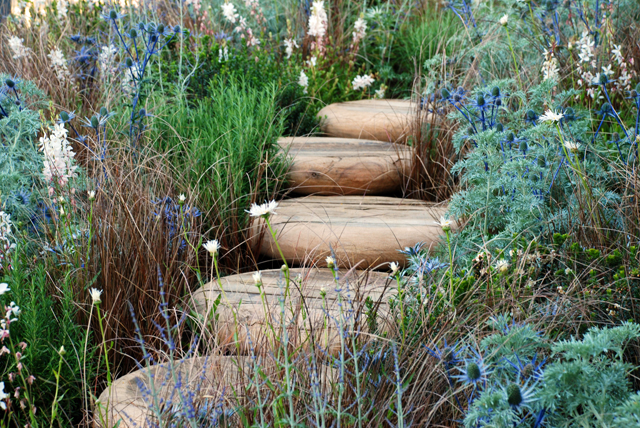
[98,45,118,77]
[308,1,328,39]
[284,38,298,59]
[0,213,16,272]
[8,36,30,60]
[48,47,70,82]
[352,17,367,43]
[39,123,78,190]
[352,74,374,91]
[541,49,559,82]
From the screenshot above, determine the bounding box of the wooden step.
[279,136,411,196]
[96,356,249,428]
[317,99,418,143]
[252,196,449,269]
[192,268,394,355]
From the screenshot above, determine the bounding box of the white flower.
[499,14,508,26]
[252,271,262,285]
[602,64,614,77]
[39,123,78,188]
[89,288,102,303]
[557,286,565,295]
[495,259,510,273]
[203,240,220,256]
[221,1,238,23]
[437,216,452,231]
[0,213,15,271]
[7,302,20,318]
[0,284,8,296]
[352,74,375,91]
[247,200,278,218]
[284,38,298,59]
[57,0,68,19]
[352,17,367,42]
[98,45,118,77]
[8,36,30,60]
[48,47,70,82]
[0,382,7,409]
[538,109,564,123]
[178,193,186,203]
[218,45,229,62]
[563,140,581,153]
[326,256,336,268]
[298,70,309,93]
[308,0,328,38]
[88,190,96,200]
[541,49,559,81]
[306,56,317,67]
[374,87,386,99]
[389,262,400,275]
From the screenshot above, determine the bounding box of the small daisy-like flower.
[389,262,400,275]
[499,14,508,26]
[89,288,102,303]
[247,200,278,218]
[437,216,452,232]
[88,190,96,200]
[178,194,186,204]
[203,240,220,256]
[326,256,336,268]
[557,286,565,295]
[563,140,581,153]
[495,259,510,273]
[538,109,564,123]
[252,271,262,286]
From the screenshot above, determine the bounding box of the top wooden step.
[317,99,417,143]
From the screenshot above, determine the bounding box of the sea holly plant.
[439,79,626,254]
[103,10,181,147]
[425,315,640,427]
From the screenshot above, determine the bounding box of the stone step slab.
[192,268,394,355]
[96,356,250,428]
[279,136,412,196]
[253,196,448,269]
[317,99,418,143]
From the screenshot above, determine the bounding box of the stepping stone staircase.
[99,99,449,427]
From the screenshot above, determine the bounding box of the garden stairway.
[263,98,448,270]
[98,99,448,428]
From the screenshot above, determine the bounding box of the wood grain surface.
[252,196,449,269]
[279,136,412,195]
[317,99,419,143]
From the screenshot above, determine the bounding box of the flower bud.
[492,86,500,97]
[109,10,117,20]
[496,123,503,132]
[100,107,108,117]
[599,73,608,85]
[60,111,70,122]
[506,384,522,406]
[440,88,450,99]
[126,58,134,68]
[129,29,138,38]
[5,79,15,88]
[91,115,99,128]
[157,24,165,34]
[477,95,485,107]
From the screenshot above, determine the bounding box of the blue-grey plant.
[103,10,181,146]
[439,79,627,255]
[424,315,640,428]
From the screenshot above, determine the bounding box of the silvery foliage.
[445,79,623,256]
[0,75,46,228]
